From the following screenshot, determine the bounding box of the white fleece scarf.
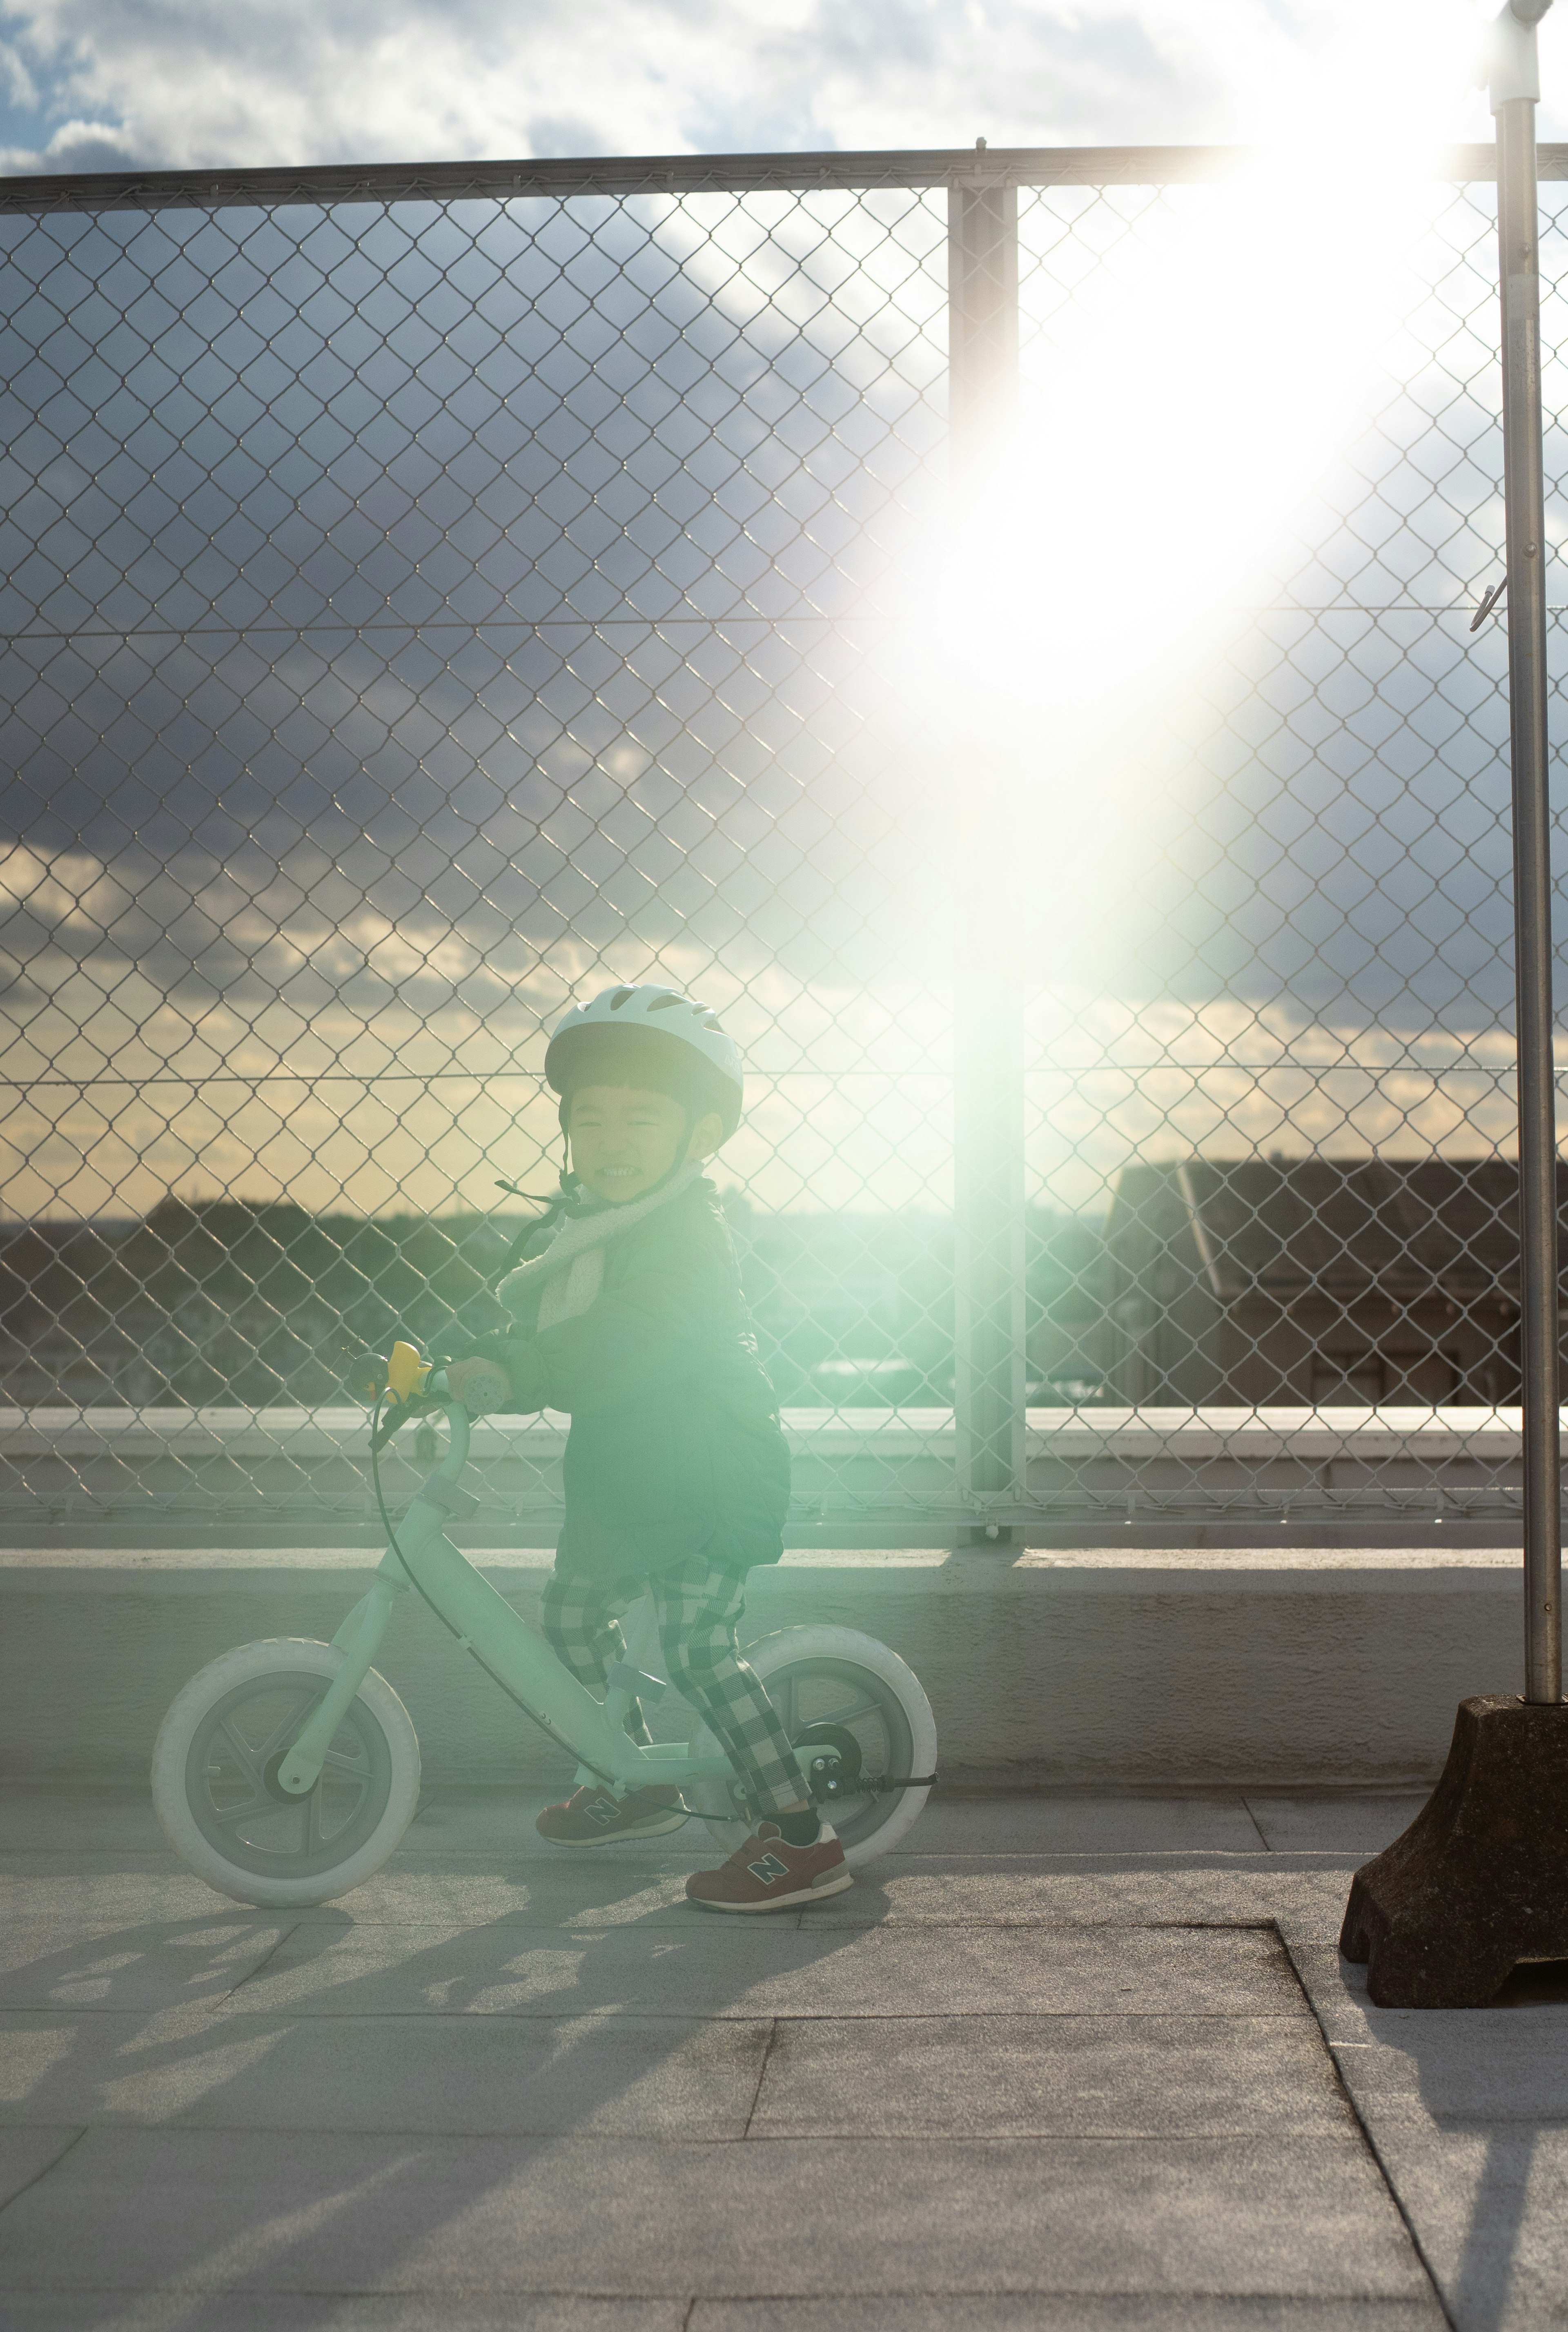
[498,1160,704,1331]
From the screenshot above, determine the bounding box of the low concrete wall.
[0,1545,1528,1789]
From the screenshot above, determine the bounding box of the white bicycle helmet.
[545,984,745,1136]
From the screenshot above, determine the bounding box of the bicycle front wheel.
[151,1638,421,1907]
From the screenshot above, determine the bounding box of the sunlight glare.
[895,0,1490,938]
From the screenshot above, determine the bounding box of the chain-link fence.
[0,142,1560,1544]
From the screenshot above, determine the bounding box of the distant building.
[13,1167,1534,1416]
[1098,1158,1535,1406]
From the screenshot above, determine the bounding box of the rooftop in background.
[1100,1159,1550,1410]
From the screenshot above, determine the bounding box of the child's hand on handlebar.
[444,1357,512,1414]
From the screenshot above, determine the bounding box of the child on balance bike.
[446,985,851,1911]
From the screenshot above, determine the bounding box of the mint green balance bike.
[151,1341,938,1908]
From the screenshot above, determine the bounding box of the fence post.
[949,168,1025,1543]
[1493,3,1562,1703]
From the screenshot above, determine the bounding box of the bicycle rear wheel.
[686,1625,935,1867]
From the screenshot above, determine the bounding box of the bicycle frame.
[274,1398,818,1806]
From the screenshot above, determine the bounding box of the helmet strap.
[489,1137,581,1284]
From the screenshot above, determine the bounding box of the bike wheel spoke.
[253,1694,317,1771]
[824,1699,882,1729]
[217,1718,265,1785]
[210,1792,270,1829]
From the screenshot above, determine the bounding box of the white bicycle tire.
[151,1637,421,1908]
[686,1624,936,1868]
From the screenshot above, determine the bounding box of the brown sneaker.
[536,1783,689,1846]
[686,1821,853,1912]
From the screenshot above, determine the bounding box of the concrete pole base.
[1341,1693,1568,2006]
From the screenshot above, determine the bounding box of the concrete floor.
[0,1784,1564,2328]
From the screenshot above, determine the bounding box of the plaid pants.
[540,1557,805,1822]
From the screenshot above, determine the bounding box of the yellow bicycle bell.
[385,1340,432,1404]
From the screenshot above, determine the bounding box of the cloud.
[0,0,1541,1228]
[0,0,1522,177]
[0,114,134,172]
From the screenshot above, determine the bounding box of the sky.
[0,0,1558,1224]
[0,0,1560,179]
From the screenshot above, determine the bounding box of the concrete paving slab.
[0,1787,1488,2324]
[432,1853,1363,1938]
[0,2123,81,2207]
[869,1795,1272,1855]
[0,1773,1361,1882]
[1330,2030,1568,2128]
[2,2301,686,2331]
[782,2006,1349,2134]
[401,1791,1275,1860]
[1351,2124,1568,2332]
[802,1861,1358,1934]
[0,1853,1363,1938]
[323,1864,706,1928]
[0,1919,290,2011]
[0,2008,771,2136]
[0,2127,1432,2299]
[403,1795,718,1864]
[0,1860,563,1925]
[218,1919,1307,2021]
[0,1787,1344,1874]
[265,1791,1273,1864]
[749,2011,1349,2137]
[1283,1940,1568,2126]
[490,1872,714,1928]
[689,2302,1446,2330]
[1243,1795,1427,1855]
[1277,1929,1568,2325]
[0,1860,304,1924]
[14,2306,1433,2332]
[0,1846,763,1920]
[1284,1939,1447,2045]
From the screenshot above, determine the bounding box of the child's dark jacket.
[485,1177,788,1583]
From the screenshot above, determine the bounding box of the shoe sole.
[537,1812,690,1846]
[687,1867,855,1911]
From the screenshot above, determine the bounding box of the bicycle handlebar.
[358,1340,460,1453]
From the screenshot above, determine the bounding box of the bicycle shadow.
[2,1799,893,2324]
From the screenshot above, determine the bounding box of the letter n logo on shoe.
[747,1852,790,1884]
[588,1800,621,1825]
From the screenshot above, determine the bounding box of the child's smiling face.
[566,1083,722,1205]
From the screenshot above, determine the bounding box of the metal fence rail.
[0,141,1562,1544]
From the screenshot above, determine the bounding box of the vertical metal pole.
[949,170,1025,1541]
[1492,1,1561,1702]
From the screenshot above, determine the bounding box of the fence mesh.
[1009,163,1559,1531]
[0,147,1560,1542]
